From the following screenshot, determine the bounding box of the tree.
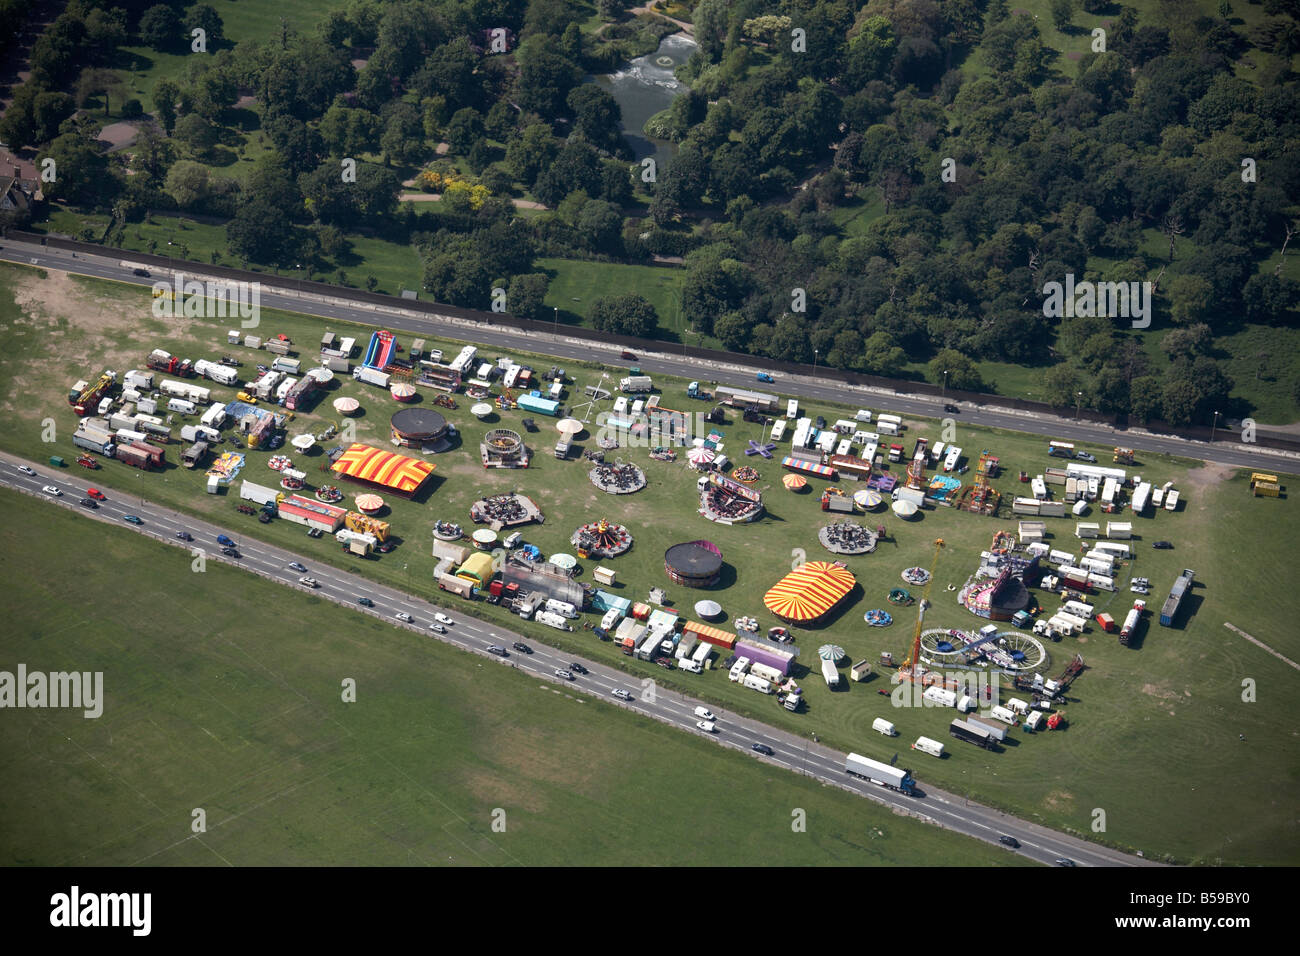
[188,4,225,47]
[926,349,984,391]
[173,113,218,158]
[567,85,624,155]
[506,123,558,186]
[1040,364,1084,409]
[153,79,179,133]
[713,311,751,351]
[575,199,623,252]
[139,5,183,51]
[1049,0,1074,31]
[506,273,551,320]
[166,160,212,208]
[589,293,660,337]
[228,198,299,265]
[444,108,485,155]
[1166,274,1213,326]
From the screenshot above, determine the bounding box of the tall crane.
[900,538,945,685]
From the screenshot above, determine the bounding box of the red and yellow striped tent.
[330,443,436,497]
[763,561,856,623]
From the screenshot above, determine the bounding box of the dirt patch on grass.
[1142,682,1180,701]
[1181,461,1236,490]
[1043,790,1074,810]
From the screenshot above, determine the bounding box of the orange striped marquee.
[330,443,436,496]
[763,561,856,623]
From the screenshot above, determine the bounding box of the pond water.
[593,32,696,173]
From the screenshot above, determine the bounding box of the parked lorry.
[949,719,997,750]
[353,366,391,388]
[1119,602,1144,645]
[72,428,115,456]
[619,375,653,393]
[123,369,154,390]
[844,752,916,794]
[147,350,194,378]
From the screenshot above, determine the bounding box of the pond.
[593,32,697,174]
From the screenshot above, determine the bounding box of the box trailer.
[872,717,898,737]
[1094,541,1129,557]
[1159,569,1195,627]
[124,369,154,390]
[1039,501,1066,517]
[965,714,1007,742]
[821,658,841,687]
[1132,482,1152,514]
[1072,499,1089,516]
[691,642,712,666]
[73,430,115,456]
[1075,521,1100,538]
[271,357,301,375]
[619,375,653,393]
[913,736,945,757]
[893,487,926,509]
[1106,521,1132,539]
[635,630,661,660]
[353,366,391,388]
[517,394,561,416]
[949,719,996,750]
[844,753,916,793]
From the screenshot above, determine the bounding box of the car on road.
[429,623,446,633]
[122,515,143,525]
[1152,541,1173,549]
[756,372,774,383]
[1076,451,1097,463]
[221,547,240,558]
[694,707,715,721]
[620,351,636,360]
[611,688,633,701]
[18,465,36,476]
[554,669,574,680]
[132,268,150,277]
[299,576,318,588]
[175,531,193,541]
[569,662,588,675]
[695,720,716,733]
[1055,858,1076,867]
[288,562,307,573]
[999,835,1020,848]
[394,612,413,623]
[943,403,960,413]
[86,488,106,500]
[41,484,61,496]
[434,613,453,625]
[751,743,775,756]
[78,497,97,508]
[511,642,532,654]
[486,645,508,657]
[356,597,374,607]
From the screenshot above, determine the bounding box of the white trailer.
[770,419,787,441]
[844,753,915,792]
[353,366,391,388]
[1072,498,1089,516]
[742,673,772,694]
[1132,482,1152,514]
[912,737,945,757]
[876,414,902,435]
[1074,521,1100,538]
[872,717,898,737]
[1164,489,1180,511]
[194,359,238,386]
[853,408,872,423]
[1007,698,1031,715]
[160,379,210,403]
[820,658,841,687]
[635,629,661,660]
[1031,476,1048,499]
[943,446,962,472]
[545,598,578,619]
[1061,599,1095,619]
[966,714,1007,741]
[1102,477,1118,505]
[691,642,712,666]
[674,633,698,659]
[1106,521,1132,539]
[989,705,1018,724]
[201,403,227,428]
[124,369,154,390]
[728,657,751,682]
[534,610,574,631]
[787,399,799,419]
[619,375,653,393]
[923,685,957,708]
[750,662,784,684]
[167,398,197,415]
[1094,541,1130,557]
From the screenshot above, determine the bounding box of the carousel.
[732,465,760,483]
[570,519,634,559]
[315,485,344,503]
[589,460,647,495]
[433,519,464,540]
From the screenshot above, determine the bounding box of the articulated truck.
[843,752,916,795]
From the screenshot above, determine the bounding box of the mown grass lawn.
[1,262,1298,863]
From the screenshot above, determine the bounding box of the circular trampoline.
[390,407,449,448]
[664,540,723,588]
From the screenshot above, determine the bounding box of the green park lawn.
[1,486,1035,866]
[0,262,1298,863]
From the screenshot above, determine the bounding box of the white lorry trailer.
[844,753,916,794]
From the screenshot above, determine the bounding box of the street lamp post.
[1210,410,1220,444]
[812,349,819,375]
[942,369,949,401]
[1075,391,1083,421]
[553,306,559,341]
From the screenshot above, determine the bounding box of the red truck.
[146,349,194,377]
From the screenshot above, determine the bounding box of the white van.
[786,399,799,419]
[872,717,898,737]
[695,720,715,733]
[694,706,715,720]
[679,659,702,674]
[990,705,1018,724]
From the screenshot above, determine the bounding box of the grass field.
[537,256,690,339]
[1,263,1298,864]
[0,485,1029,866]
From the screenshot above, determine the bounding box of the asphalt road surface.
[2,452,1159,867]
[2,239,1296,474]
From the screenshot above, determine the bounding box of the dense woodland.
[2,0,1300,425]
